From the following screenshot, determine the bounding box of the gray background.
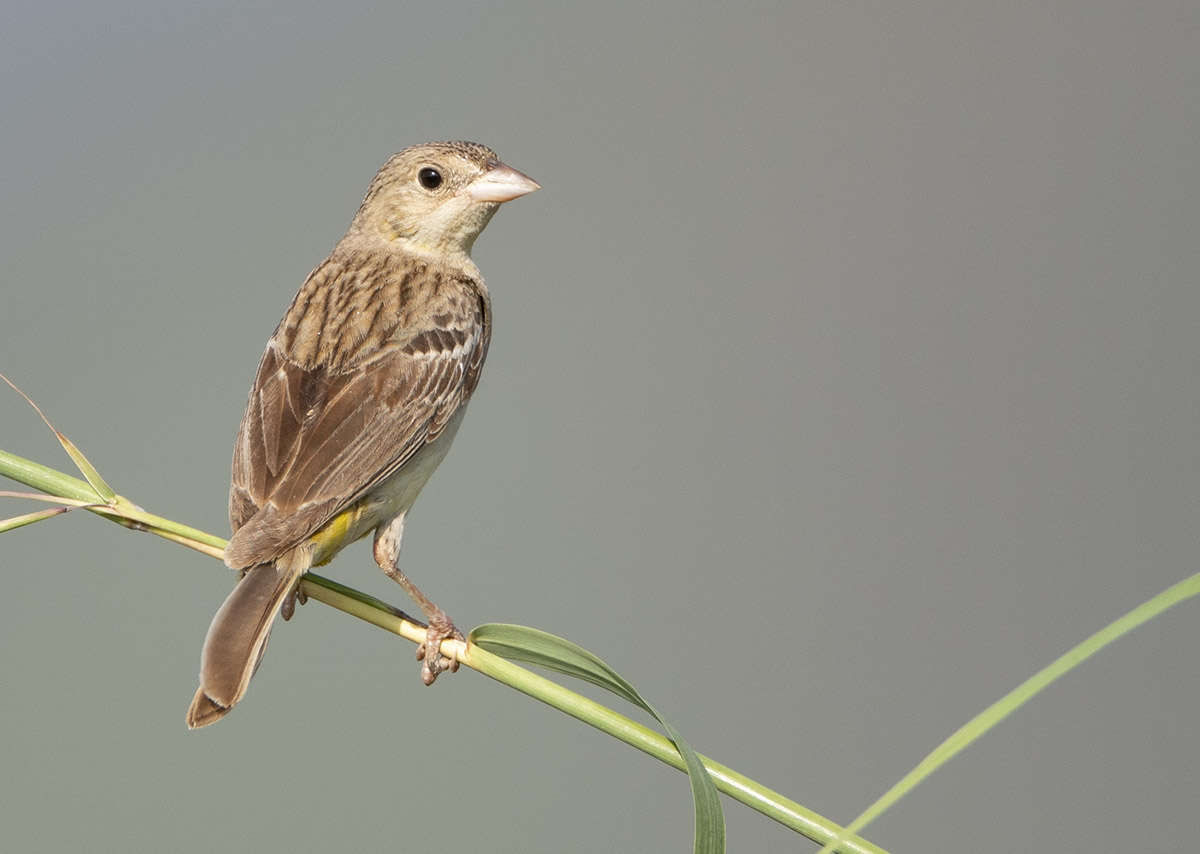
[2,3,1197,852]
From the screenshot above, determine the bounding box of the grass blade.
[817,569,1200,853]
[0,505,74,533]
[1,373,116,501]
[473,624,725,854]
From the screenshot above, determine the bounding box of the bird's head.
[354,141,539,261]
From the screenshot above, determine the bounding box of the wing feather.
[225,262,489,568]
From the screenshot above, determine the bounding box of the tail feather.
[187,561,304,729]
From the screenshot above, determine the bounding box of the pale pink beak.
[464,162,540,203]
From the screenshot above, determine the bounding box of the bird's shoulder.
[276,239,489,375]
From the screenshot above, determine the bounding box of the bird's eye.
[417,167,443,190]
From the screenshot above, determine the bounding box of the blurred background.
[2,3,1197,851]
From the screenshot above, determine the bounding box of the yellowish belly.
[304,405,469,567]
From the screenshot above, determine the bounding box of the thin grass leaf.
[0,490,97,507]
[51,429,117,502]
[817,569,1200,854]
[472,623,725,854]
[0,489,99,533]
[1,373,116,501]
[0,504,74,533]
[470,623,643,705]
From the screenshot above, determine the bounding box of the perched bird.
[187,141,538,728]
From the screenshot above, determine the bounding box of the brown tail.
[187,561,304,728]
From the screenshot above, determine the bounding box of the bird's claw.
[279,585,307,621]
[417,615,464,685]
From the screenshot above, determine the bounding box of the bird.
[187,141,538,728]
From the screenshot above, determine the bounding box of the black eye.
[417,167,443,190]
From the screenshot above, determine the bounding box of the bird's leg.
[373,514,462,685]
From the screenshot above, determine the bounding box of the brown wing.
[225,270,489,569]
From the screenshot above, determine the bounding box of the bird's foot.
[417,612,463,685]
